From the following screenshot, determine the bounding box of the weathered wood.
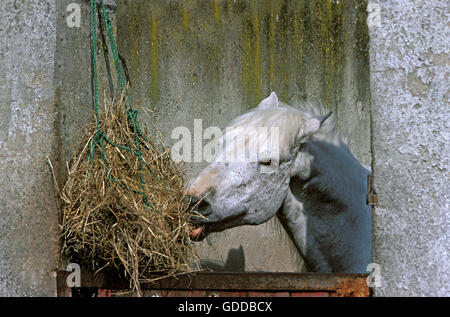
[56,271,370,297]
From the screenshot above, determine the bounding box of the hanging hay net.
[59,93,198,295]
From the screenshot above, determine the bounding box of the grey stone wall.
[0,0,118,297]
[369,0,449,296]
[0,0,119,297]
[0,0,59,296]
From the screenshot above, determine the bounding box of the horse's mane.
[218,97,349,161]
[292,100,349,147]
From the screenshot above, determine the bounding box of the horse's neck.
[278,139,371,272]
[278,190,334,272]
[301,139,369,207]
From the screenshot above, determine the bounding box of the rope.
[97,3,115,99]
[88,0,156,210]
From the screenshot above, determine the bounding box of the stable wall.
[0,0,117,296]
[0,0,59,296]
[117,0,372,273]
[369,0,449,296]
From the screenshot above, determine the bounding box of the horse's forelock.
[218,107,302,160]
[217,101,347,161]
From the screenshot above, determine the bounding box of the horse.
[186,92,372,273]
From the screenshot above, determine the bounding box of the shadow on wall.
[199,246,246,272]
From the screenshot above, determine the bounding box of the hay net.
[59,0,196,295]
[60,94,196,294]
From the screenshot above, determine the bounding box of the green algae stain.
[275,0,290,102]
[252,1,262,104]
[292,1,305,90]
[122,0,358,115]
[225,0,233,19]
[182,3,191,30]
[128,2,142,90]
[313,0,345,106]
[242,22,253,106]
[148,12,160,106]
[268,0,276,91]
[241,0,262,108]
[213,0,221,23]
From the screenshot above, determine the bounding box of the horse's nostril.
[187,193,212,220]
[186,190,212,206]
[186,194,206,209]
[185,194,199,205]
[190,196,209,208]
[197,198,210,210]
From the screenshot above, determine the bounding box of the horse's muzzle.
[186,194,212,241]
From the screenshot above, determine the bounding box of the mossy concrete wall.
[117,0,372,272]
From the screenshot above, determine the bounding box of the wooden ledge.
[57,271,371,297]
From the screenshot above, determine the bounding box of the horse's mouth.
[188,211,247,242]
[188,224,206,241]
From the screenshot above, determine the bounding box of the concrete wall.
[0,0,117,297]
[0,0,59,296]
[117,0,372,273]
[369,1,449,296]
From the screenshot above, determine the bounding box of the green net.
[89,0,156,210]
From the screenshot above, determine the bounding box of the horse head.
[186,92,331,241]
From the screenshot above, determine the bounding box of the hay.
[59,94,197,295]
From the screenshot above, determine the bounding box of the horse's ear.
[294,111,333,146]
[258,92,279,108]
[318,111,333,127]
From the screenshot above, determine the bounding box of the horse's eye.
[259,159,272,166]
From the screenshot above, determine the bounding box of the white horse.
[187,92,371,273]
